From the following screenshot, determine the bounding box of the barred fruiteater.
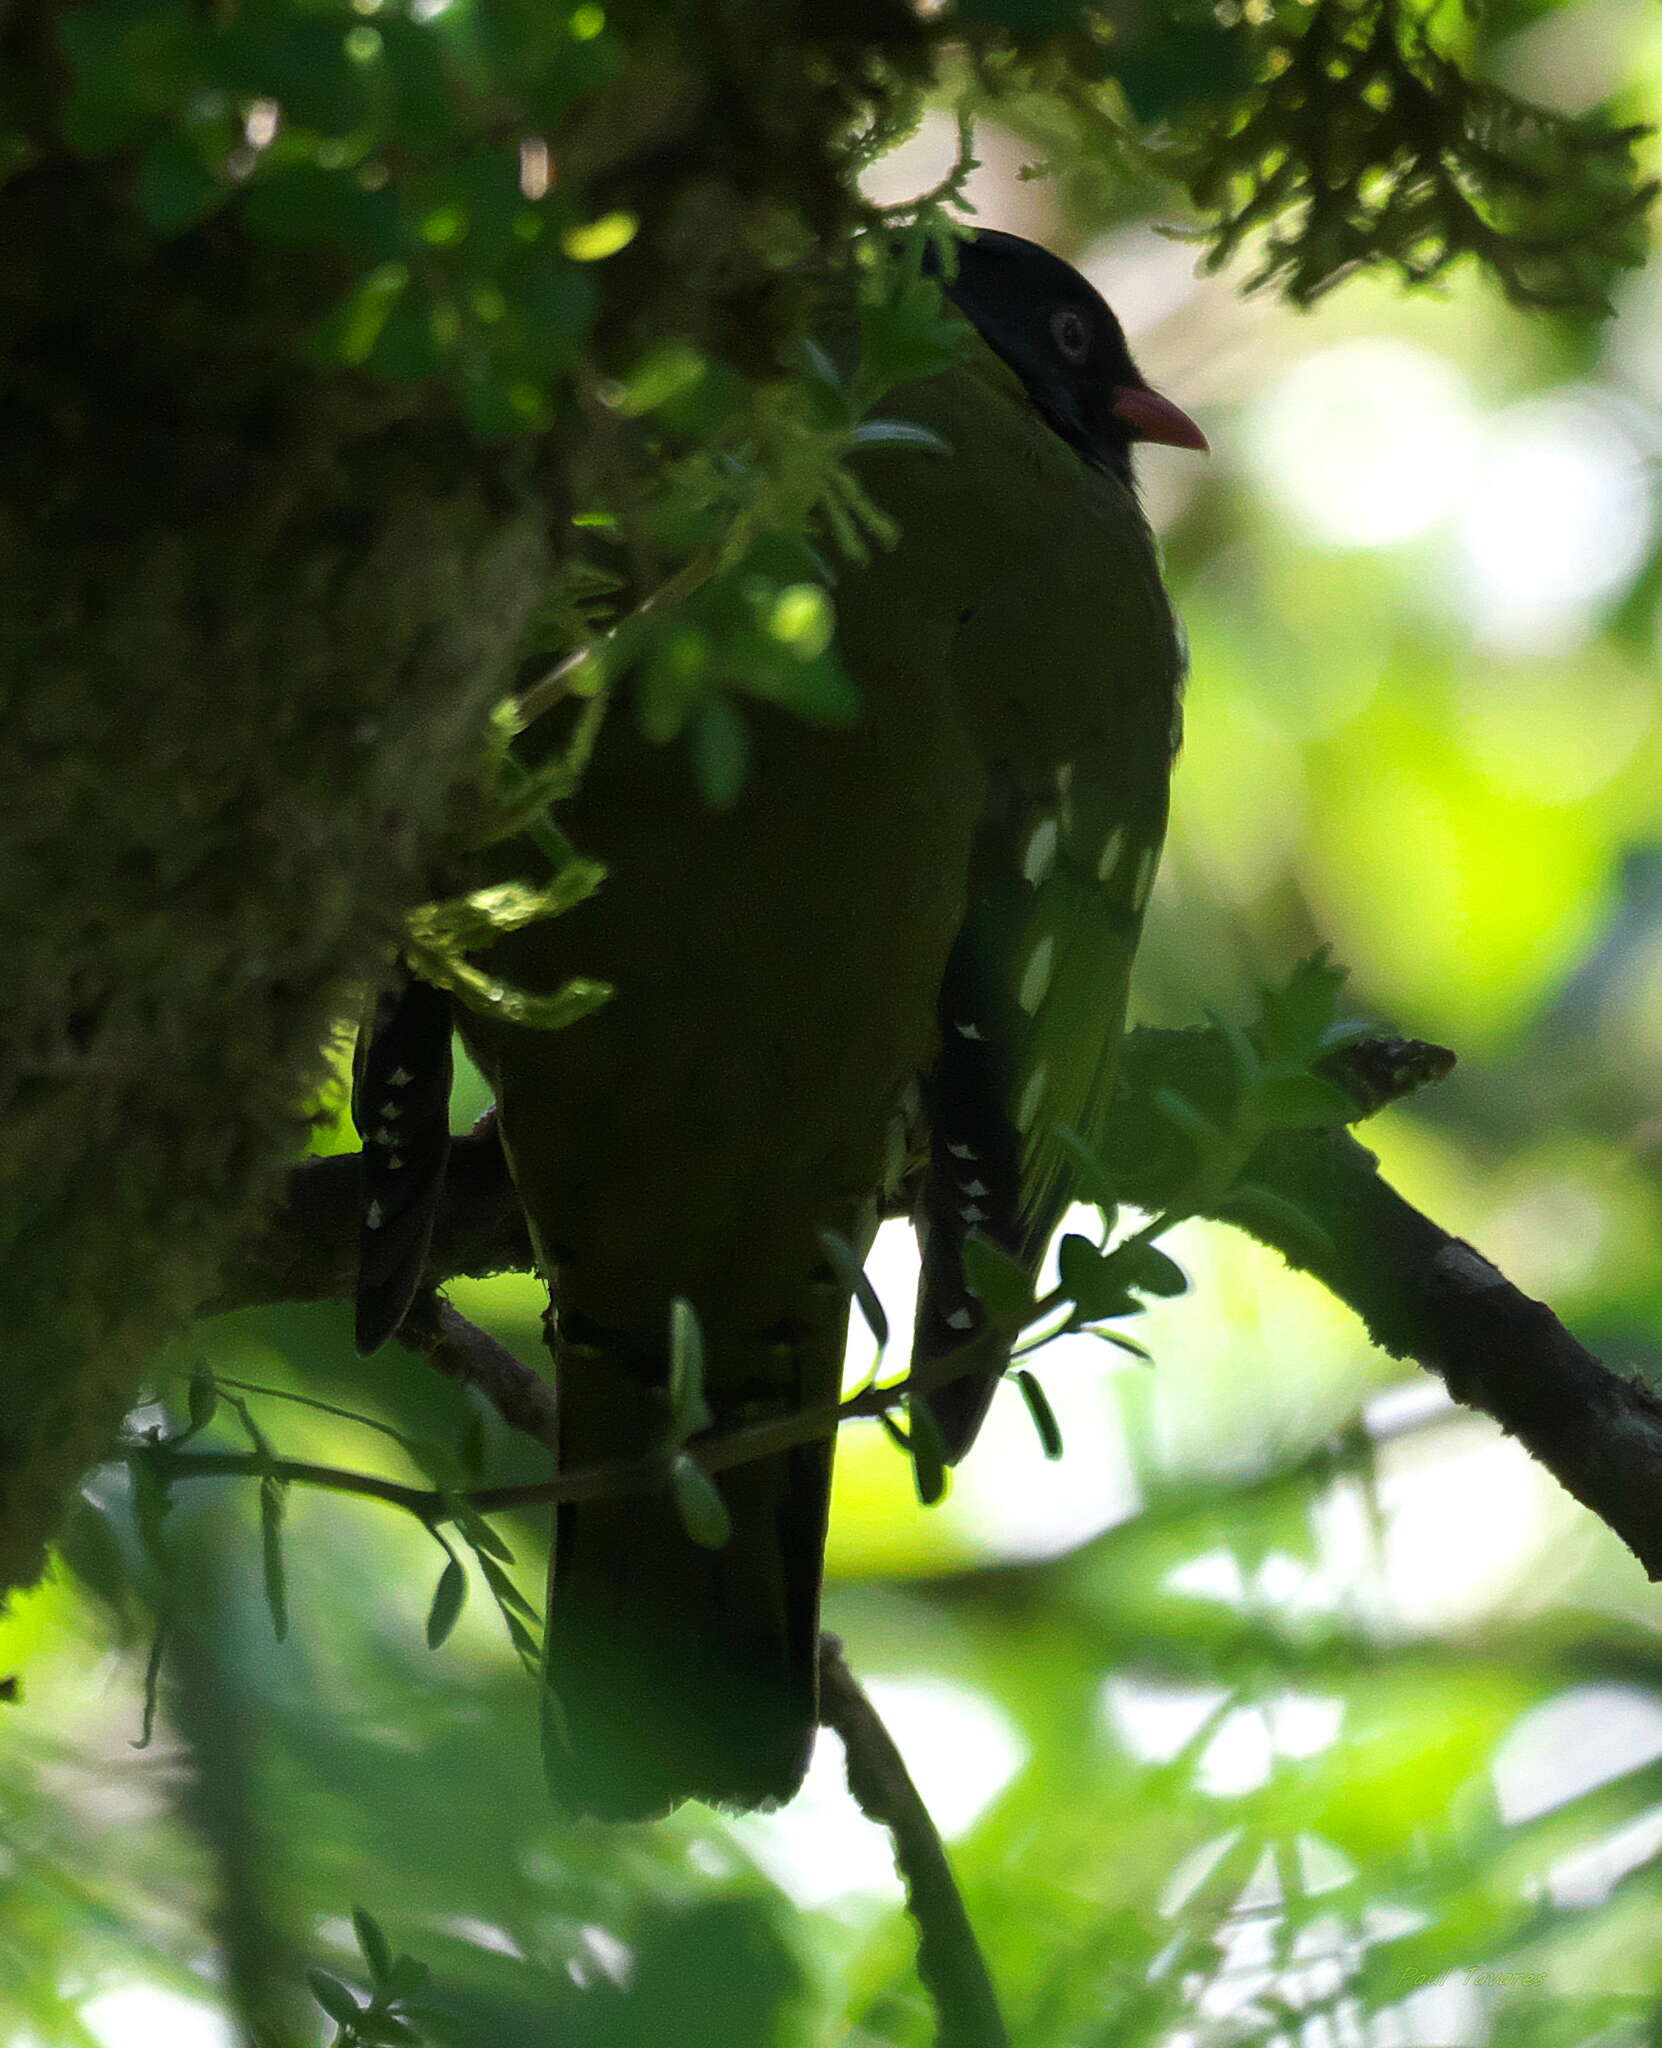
[355,229,1204,1820]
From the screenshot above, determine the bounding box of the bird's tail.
[539,1327,835,1822]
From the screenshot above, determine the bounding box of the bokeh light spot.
[1248,338,1479,549]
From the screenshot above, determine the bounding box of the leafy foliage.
[1168,0,1657,308]
[7,0,1662,2043]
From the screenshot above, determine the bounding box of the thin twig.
[140,1339,1006,1520]
[396,1293,560,1454]
[818,1634,1009,2048]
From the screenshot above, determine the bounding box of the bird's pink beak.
[1110,383,1208,453]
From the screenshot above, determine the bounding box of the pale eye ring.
[1051,306,1090,364]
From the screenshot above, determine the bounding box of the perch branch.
[395,1292,560,1454]
[206,1033,1662,1577]
[1213,1126,1662,1579]
[818,1634,1009,2048]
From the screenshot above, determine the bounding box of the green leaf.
[1056,1234,1139,1322]
[352,1909,394,1988]
[734,638,862,728]
[185,1365,218,1439]
[689,696,750,812]
[1122,1243,1188,1298]
[384,1955,433,2001]
[670,1457,732,1550]
[1015,1371,1064,1460]
[449,1503,513,1565]
[610,342,707,417]
[500,1606,541,1671]
[1251,1073,1354,1132]
[1205,1005,1261,1104]
[476,1552,539,1626]
[855,271,965,403]
[817,1228,888,1350]
[1152,1087,1221,1152]
[456,1408,487,1480]
[1088,1327,1153,1363]
[1255,947,1349,1067]
[259,1475,288,1642]
[243,161,395,253]
[308,1968,362,2028]
[906,1397,949,1507]
[1053,1125,1120,1222]
[354,2011,422,2046]
[424,1559,466,1650]
[1227,1183,1337,1259]
[315,263,411,369]
[961,1232,1035,1325]
[637,626,709,744]
[668,1296,711,1439]
[135,129,226,233]
[848,418,952,454]
[58,2,204,155]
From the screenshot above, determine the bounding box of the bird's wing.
[903,379,1185,1457]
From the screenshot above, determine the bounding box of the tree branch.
[209,1129,530,1315]
[1213,1126,1662,1580]
[818,1634,1009,2048]
[1110,1027,1662,1580]
[208,1031,1662,1579]
[395,1292,559,1455]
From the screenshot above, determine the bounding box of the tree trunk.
[0,159,555,1600]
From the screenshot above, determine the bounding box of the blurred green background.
[11,6,1662,2046]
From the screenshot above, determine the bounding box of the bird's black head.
[927,228,1206,485]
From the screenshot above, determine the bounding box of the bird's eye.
[1050,306,1090,364]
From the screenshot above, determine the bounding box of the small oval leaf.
[961,1232,1034,1325]
[307,1968,362,2027]
[1014,1370,1064,1459]
[425,1559,467,1649]
[907,1398,948,1507]
[817,1228,888,1349]
[352,1906,394,1985]
[669,1296,710,1438]
[671,1457,732,1549]
[1252,1073,1354,1132]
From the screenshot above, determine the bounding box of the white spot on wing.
[365,1200,384,1230]
[1016,1061,1049,1132]
[961,1178,989,1198]
[387,1067,414,1088]
[946,1307,976,1332]
[1018,934,1055,1013]
[956,1020,985,1041]
[961,1203,988,1224]
[947,1142,978,1161]
[1096,824,1127,884]
[1021,815,1059,886]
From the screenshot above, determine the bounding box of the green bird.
[355,229,1203,1821]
